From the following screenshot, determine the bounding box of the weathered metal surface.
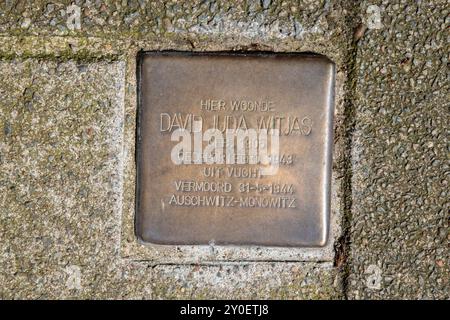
[136,52,334,246]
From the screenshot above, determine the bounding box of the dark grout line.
[333,1,362,300]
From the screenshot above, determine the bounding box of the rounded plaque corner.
[135,227,171,246]
[134,226,148,245]
[298,51,335,66]
[317,228,329,247]
[323,55,335,67]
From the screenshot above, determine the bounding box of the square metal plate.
[136,52,334,247]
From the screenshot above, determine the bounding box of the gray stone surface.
[0,0,448,299]
[348,0,449,299]
[0,59,132,299]
[152,263,341,299]
[0,0,346,43]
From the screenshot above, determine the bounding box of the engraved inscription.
[160,111,312,136]
[137,52,334,246]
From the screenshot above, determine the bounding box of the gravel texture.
[0,0,447,299]
[348,0,449,299]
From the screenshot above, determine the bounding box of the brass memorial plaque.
[136,52,334,247]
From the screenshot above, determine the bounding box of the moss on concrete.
[1,0,446,300]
